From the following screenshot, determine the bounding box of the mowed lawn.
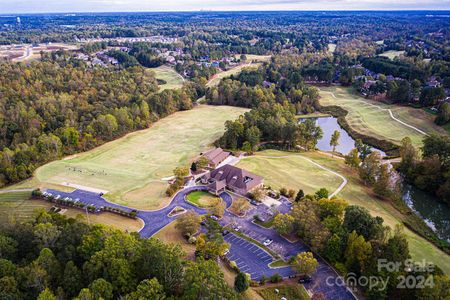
[237,150,343,196]
[186,191,221,208]
[319,86,446,147]
[0,191,52,222]
[32,105,247,210]
[148,65,184,91]
[238,150,450,275]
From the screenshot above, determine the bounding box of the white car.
[263,239,273,246]
[55,195,61,200]
[223,249,230,256]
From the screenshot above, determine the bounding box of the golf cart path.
[241,154,347,198]
[321,90,428,136]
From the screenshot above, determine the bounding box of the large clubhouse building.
[201,164,263,196]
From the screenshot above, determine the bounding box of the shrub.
[270,273,283,283]
[259,275,268,285]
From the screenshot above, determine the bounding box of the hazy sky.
[1,0,449,14]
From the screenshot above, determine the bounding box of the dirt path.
[320,90,429,136]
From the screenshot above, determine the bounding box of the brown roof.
[208,164,263,192]
[207,179,227,192]
[203,147,230,166]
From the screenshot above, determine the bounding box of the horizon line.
[1,9,450,15]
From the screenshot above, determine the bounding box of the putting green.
[319,86,446,147]
[31,105,247,210]
[237,150,450,275]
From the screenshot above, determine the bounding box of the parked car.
[223,249,230,256]
[298,275,312,283]
[222,230,229,236]
[210,215,219,221]
[263,238,273,246]
[250,200,260,206]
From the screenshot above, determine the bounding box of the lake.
[300,116,385,156]
[403,185,450,242]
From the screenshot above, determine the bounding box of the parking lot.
[224,233,295,280]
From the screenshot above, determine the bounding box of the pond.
[403,185,450,242]
[300,116,385,156]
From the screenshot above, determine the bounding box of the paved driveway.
[45,186,356,300]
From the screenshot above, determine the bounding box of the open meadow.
[378,50,405,59]
[10,105,247,210]
[148,65,185,91]
[318,86,447,147]
[237,150,450,275]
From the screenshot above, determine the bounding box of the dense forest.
[0,58,202,187]
[0,210,239,299]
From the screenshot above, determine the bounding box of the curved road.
[46,186,356,299]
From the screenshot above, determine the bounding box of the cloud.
[0,0,449,13]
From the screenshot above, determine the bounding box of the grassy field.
[7,106,247,210]
[237,150,450,275]
[237,151,343,195]
[318,86,447,147]
[379,50,405,59]
[186,191,221,207]
[0,191,52,222]
[207,55,271,88]
[0,191,142,231]
[148,65,184,91]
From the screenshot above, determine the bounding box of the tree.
[345,148,361,168]
[62,261,82,298]
[323,234,343,263]
[435,103,450,125]
[183,259,238,299]
[126,278,165,300]
[317,198,348,220]
[273,214,294,235]
[330,130,340,155]
[190,162,197,172]
[343,205,384,240]
[298,119,323,151]
[209,201,226,218]
[314,188,329,199]
[398,137,417,176]
[37,288,56,300]
[89,278,113,300]
[234,272,249,293]
[373,163,391,198]
[195,234,229,260]
[173,166,189,179]
[292,252,318,276]
[345,231,372,274]
[0,234,18,259]
[359,151,382,185]
[230,198,250,215]
[197,156,210,169]
[355,139,372,160]
[175,210,201,237]
[295,189,305,202]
